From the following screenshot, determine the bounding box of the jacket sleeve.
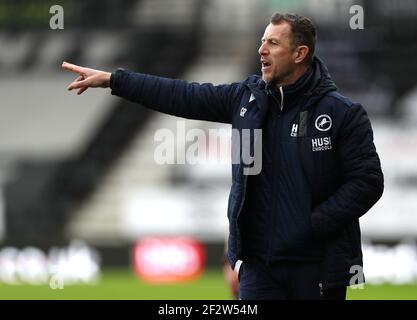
[110,68,238,124]
[311,103,384,239]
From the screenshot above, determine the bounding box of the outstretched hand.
[62,61,111,95]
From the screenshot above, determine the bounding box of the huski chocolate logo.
[312,136,332,152]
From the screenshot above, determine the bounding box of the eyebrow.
[261,37,279,42]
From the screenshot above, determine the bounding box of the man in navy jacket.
[63,13,383,300]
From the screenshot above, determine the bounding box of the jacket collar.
[246,79,269,111]
[246,56,337,111]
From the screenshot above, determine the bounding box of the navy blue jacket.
[110,57,384,289]
[240,66,327,263]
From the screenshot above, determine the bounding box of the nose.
[258,42,268,56]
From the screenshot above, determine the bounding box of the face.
[258,22,297,86]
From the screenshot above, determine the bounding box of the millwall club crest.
[315,114,332,132]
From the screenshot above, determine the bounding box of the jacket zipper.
[279,86,284,111]
[266,87,284,265]
[235,172,248,259]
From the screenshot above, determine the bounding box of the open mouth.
[261,60,272,70]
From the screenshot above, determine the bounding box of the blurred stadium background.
[1,0,417,300]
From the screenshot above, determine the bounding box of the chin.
[262,75,271,84]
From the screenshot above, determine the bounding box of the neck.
[274,64,309,89]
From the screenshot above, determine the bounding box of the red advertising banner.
[133,236,206,283]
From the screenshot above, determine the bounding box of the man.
[63,13,384,300]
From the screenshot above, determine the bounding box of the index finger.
[62,61,84,75]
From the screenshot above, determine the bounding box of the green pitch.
[0,268,416,300]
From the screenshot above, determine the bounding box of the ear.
[293,45,309,64]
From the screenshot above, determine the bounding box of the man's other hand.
[62,61,111,95]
